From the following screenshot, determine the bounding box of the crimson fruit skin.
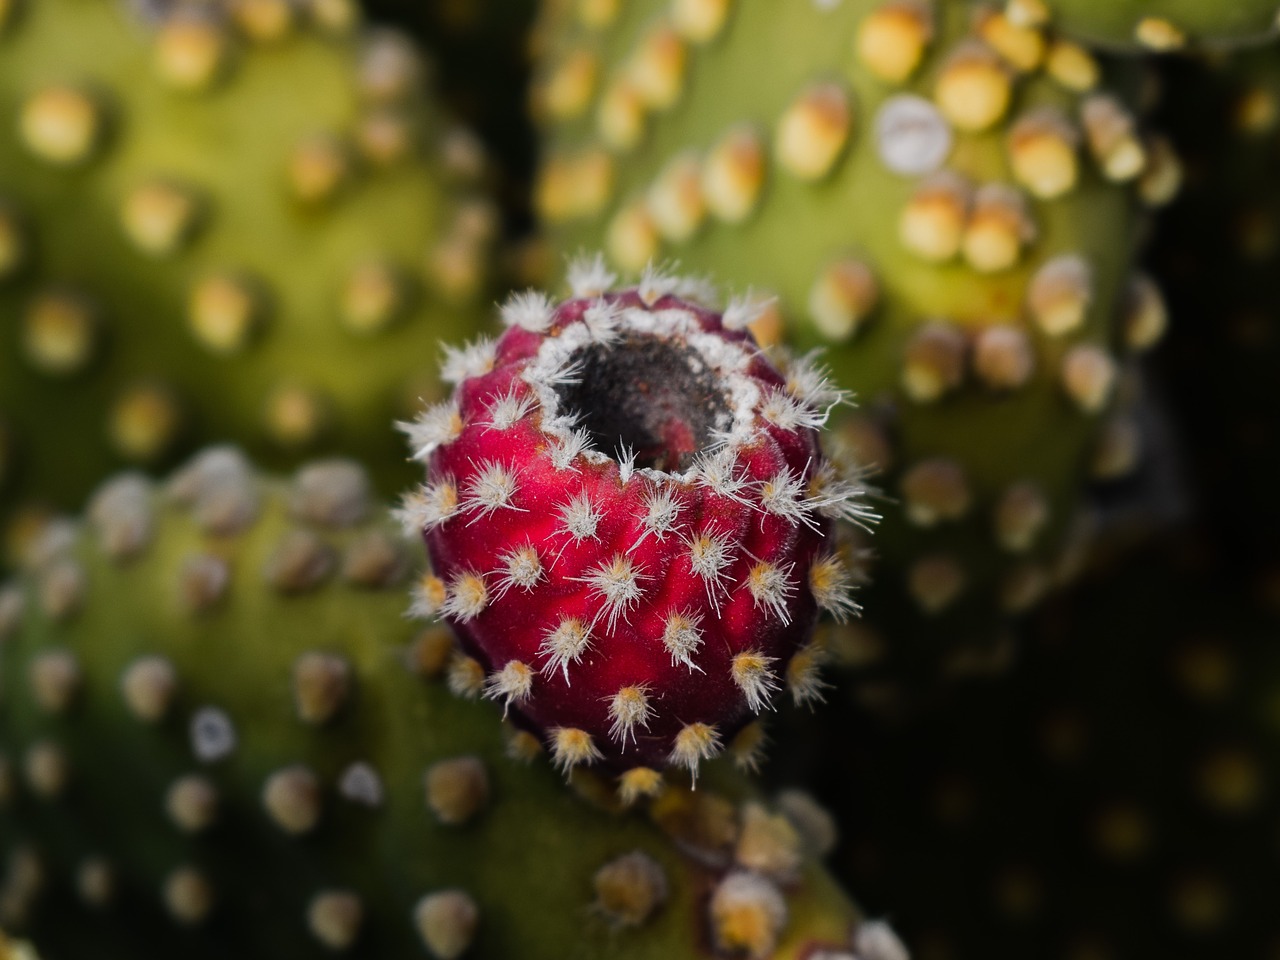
[404,273,866,774]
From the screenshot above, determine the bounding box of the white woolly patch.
[685,531,735,613]
[606,685,655,746]
[491,543,545,600]
[397,401,462,462]
[538,617,593,683]
[459,461,523,522]
[439,336,497,384]
[394,479,458,533]
[500,290,555,332]
[576,554,647,634]
[190,707,236,763]
[567,253,617,298]
[662,610,706,671]
[746,561,797,625]
[522,305,766,486]
[482,388,536,431]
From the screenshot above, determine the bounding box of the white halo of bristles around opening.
[521,304,767,485]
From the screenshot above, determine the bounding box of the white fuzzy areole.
[523,304,765,484]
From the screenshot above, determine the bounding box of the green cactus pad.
[532,0,1172,693]
[0,448,877,959]
[1015,0,1280,52]
[0,0,494,565]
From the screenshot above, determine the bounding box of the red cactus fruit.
[399,260,872,783]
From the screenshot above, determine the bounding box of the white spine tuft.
[500,290,555,332]
[538,617,593,683]
[491,544,545,600]
[638,263,682,305]
[662,610,706,671]
[482,388,537,431]
[459,461,523,522]
[785,350,853,417]
[441,571,488,622]
[761,389,829,431]
[606,685,655,746]
[439,336,497,384]
[731,651,780,712]
[394,479,459,533]
[685,531,735,614]
[548,428,594,471]
[582,298,624,343]
[397,401,462,461]
[757,468,821,531]
[630,487,682,551]
[746,561,797,625]
[722,292,772,331]
[483,660,534,715]
[577,555,648,634]
[567,253,617,298]
[694,448,751,503]
[668,722,722,784]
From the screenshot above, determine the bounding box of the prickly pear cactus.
[0,448,883,960]
[1001,0,1280,52]
[532,0,1173,692]
[0,0,494,563]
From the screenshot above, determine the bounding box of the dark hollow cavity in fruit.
[552,335,732,472]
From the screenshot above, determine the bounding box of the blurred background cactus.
[4,0,1280,957]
